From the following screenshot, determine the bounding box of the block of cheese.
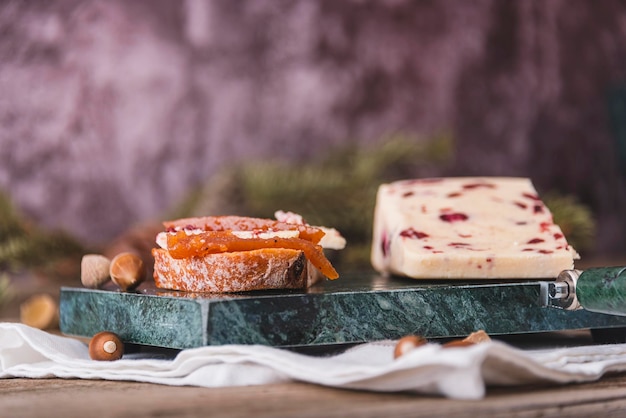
[371,177,579,279]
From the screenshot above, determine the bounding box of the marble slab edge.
[59,275,626,349]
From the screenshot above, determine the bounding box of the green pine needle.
[0,273,14,309]
[0,190,86,278]
[543,192,596,253]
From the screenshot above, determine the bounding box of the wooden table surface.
[3,373,626,418]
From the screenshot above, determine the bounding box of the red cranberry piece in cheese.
[539,222,551,232]
[533,204,544,214]
[554,233,564,240]
[527,238,545,244]
[522,192,541,201]
[439,213,469,222]
[513,201,527,209]
[400,228,429,239]
[402,191,414,198]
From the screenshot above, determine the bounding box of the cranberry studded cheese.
[371,177,580,279]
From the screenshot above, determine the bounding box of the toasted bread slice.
[152,247,319,293]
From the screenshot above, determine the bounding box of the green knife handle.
[577,266,626,316]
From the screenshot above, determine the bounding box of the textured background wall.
[2,0,626,256]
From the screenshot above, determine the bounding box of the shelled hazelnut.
[81,254,111,289]
[442,330,491,349]
[442,339,475,348]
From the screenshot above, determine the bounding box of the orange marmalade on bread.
[163,216,326,243]
[166,230,339,279]
[159,215,341,280]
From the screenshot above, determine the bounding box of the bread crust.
[152,247,314,293]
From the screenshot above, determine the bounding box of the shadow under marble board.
[59,273,626,349]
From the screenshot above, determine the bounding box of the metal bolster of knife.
[540,269,582,311]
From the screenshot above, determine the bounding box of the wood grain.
[3,374,626,418]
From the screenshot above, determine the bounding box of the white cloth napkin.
[3,322,626,400]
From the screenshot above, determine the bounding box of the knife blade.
[541,266,626,316]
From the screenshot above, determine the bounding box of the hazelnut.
[89,331,124,361]
[109,252,145,291]
[20,293,59,330]
[442,339,475,349]
[81,254,111,289]
[443,330,491,349]
[393,335,428,359]
[463,330,491,344]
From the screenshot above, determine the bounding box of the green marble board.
[59,273,626,349]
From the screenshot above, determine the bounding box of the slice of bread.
[152,247,319,293]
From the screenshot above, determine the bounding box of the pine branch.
[543,192,596,253]
[0,190,86,278]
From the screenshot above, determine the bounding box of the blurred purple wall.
[2,0,626,254]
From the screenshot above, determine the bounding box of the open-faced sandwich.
[152,211,346,293]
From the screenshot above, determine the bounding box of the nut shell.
[81,254,111,289]
[393,335,427,359]
[109,252,145,291]
[89,331,124,361]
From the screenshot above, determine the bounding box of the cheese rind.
[371,177,579,279]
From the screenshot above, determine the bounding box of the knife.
[541,266,626,316]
